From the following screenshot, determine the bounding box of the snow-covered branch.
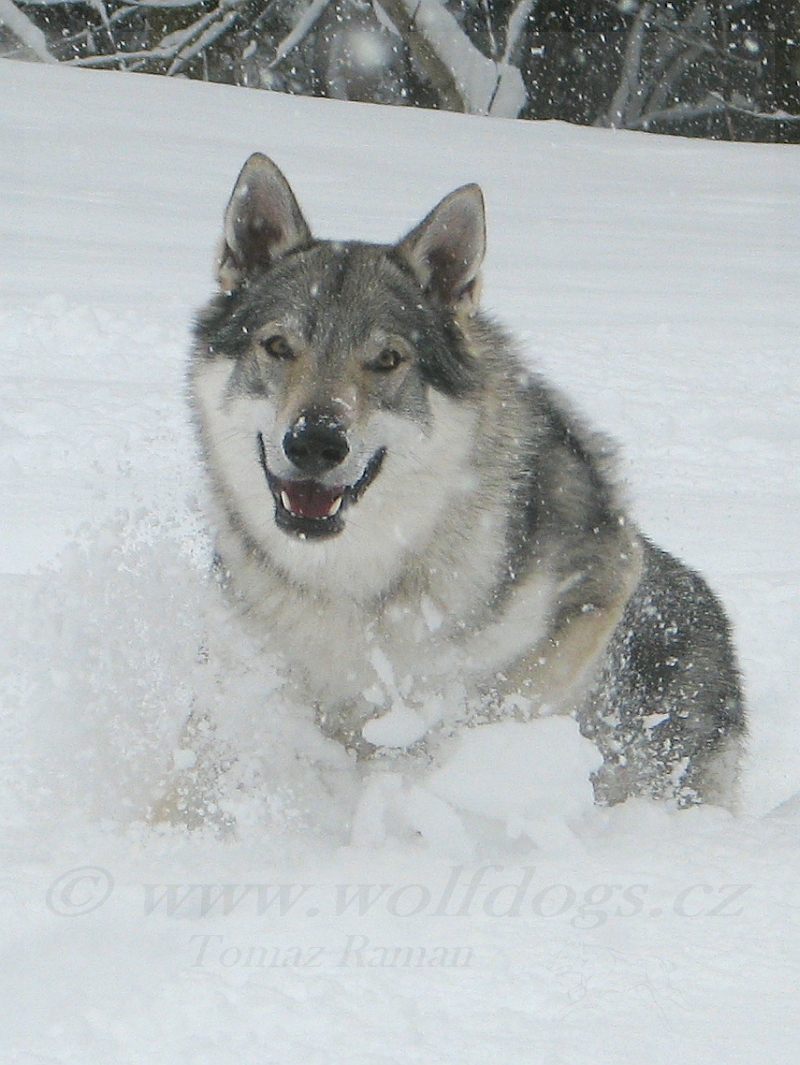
[379,0,526,117]
[267,0,333,71]
[0,0,58,61]
[502,0,536,67]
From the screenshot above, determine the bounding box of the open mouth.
[257,434,385,539]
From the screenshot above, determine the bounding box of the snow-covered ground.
[1,58,799,1062]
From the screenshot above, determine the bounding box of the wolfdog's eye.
[261,335,294,360]
[369,348,406,373]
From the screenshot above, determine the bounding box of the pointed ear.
[218,153,312,291]
[396,184,486,311]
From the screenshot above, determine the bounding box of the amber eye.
[261,335,294,360]
[369,348,406,373]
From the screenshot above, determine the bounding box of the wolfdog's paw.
[148,710,237,834]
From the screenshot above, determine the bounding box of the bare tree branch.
[166,0,244,75]
[602,0,654,129]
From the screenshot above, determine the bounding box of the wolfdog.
[189,154,745,808]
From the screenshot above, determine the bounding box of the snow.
[1,57,800,1062]
[426,719,602,825]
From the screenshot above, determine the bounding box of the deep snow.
[1,58,799,1063]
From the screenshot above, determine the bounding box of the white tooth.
[327,496,343,517]
[280,490,293,513]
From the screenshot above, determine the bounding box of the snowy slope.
[1,59,800,1063]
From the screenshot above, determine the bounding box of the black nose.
[283,413,350,475]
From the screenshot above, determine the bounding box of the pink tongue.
[281,480,341,520]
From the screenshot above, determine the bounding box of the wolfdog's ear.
[397,184,486,312]
[218,154,312,291]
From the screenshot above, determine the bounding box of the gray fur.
[581,540,745,806]
[189,154,745,809]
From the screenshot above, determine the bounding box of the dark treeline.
[2,0,798,141]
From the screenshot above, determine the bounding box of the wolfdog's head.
[192,155,488,581]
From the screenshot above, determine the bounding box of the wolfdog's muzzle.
[256,412,385,539]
